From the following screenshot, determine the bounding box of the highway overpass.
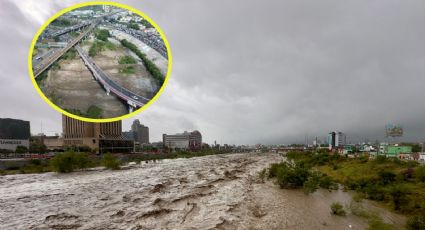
[75,45,150,111]
[33,10,124,78]
[33,22,97,78]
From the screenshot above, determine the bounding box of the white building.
[163,131,202,150]
[102,5,111,13]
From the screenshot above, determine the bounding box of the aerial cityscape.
[31,5,168,119]
[2,0,425,229]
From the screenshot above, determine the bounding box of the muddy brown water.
[0,153,405,229]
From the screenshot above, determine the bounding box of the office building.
[62,115,132,153]
[163,130,202,150]
[0,118,30,151]
[327,131,346,149]
[131,119,149,144]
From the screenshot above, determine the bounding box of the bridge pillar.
[105,87,110,95]
[128,105,134,113]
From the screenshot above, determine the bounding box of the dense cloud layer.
[0,0,424,145]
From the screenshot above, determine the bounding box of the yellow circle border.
[28,1,172,123]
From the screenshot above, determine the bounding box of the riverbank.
[262,151,425,229]
[0,153,407,229]
[0,149,232,176]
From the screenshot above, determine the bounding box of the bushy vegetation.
[330,202,346,216]
[265,158,337,193]
[50,151,92,173]
[95,29,110,42]
[118,55,137,64]
[271,151,425,220]
[88,40,116,57]
[51,62,61,71]
[120,66,136,74]
[63,48,76,60]
[101,153,120,170]
[89,41,105,57]
[349,201,394,230]
[120,39,165,85]
[86,105,102,118]
[406,213,425,230]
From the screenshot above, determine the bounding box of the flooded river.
[0,153,405,229]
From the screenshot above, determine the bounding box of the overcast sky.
[0,0,424,145]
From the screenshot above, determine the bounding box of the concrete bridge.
[75,45,150,112]
[33,22,98,78]
[46,22,91,38]
[33,11,124,78]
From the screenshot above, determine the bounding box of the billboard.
[0,139,30,151]
[385,123,403,137]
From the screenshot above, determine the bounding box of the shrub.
[319,174,336,189]
[378,170,396,185]
[258,168,268,182]
[89,41,105,57]
[101,153,120,170]
[120,39,164,85]
[95,29,110,41]
[118,55,137,64]
[400,168,415,181]
[389,185,409,211]
[364,184,385,201]
[276,163,310,188]
[303,175,319,194]
[330,202,346,216]
[374,155,387,164]
[415,166,425,182]
[368,217,393,230]
[406,212,425,230]
[50,151,92,173]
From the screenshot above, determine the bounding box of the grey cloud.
[1,0,424,144]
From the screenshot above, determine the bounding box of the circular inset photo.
[29,2,171,122]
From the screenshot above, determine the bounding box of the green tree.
[378,170,396,185]
[101,153,120,170]
[15,145,28,154]
[95,29,110,41]
[389,185,408,211]
[50,151,92,173]
[50,152,77,173]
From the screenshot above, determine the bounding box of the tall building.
[62,115,132,153]
[125,119,149,144]
[163,130,202,150]
[0,118,30,150]
[327,131,346,149]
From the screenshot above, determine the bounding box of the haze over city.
[1,0,425,144]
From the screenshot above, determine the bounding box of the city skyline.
[1,0,425,145]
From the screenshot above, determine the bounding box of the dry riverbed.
[0,153,405,229]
